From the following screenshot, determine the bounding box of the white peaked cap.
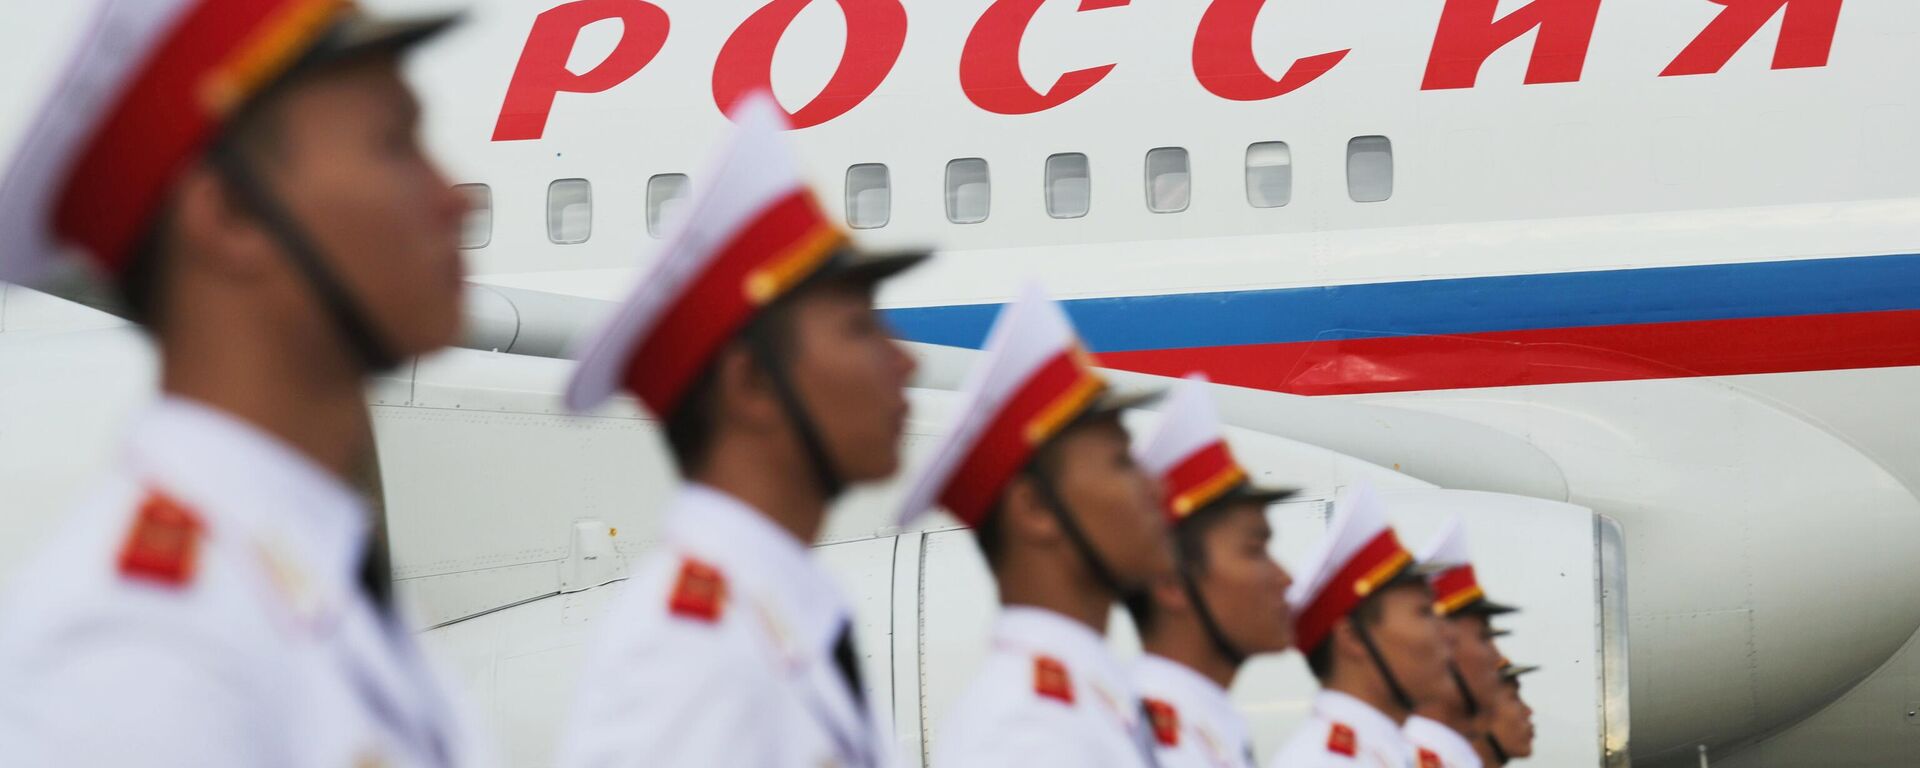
[1287,483,1421,652]
[1,0,456,287]
[1418,514,1473,569]
[1135,374,1219,479]
[564,92,923,415]
[564,92,802,413]
[0,0,190,286]
[1135,374,1294,521]
[1420,513,1518,617]
[898,283,1146,528]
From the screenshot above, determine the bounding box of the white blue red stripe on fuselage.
[886,253,1920,395]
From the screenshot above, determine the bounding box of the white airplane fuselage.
[400,1,1920,764]
[3,1,1919,766]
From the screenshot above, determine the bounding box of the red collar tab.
[1033,655,1075,705]
[117,490,207,588]
[1326,721,1357,757]
[667,557,728,623]
[1143,697,1180,746]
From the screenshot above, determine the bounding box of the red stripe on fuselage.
[1098,310,1920,396]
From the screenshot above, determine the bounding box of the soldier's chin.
[407,313,463,357]
[846,453,902,484]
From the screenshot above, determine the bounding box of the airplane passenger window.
[547,178,592,244]
[455,183,491,249]
[1144,147,1190,213]
[1245,142,1292,208]
[945,158,990,224]
[1346,136,1393,203]
[1045,153,1091,219]
[646,174,692,238]
[846,163,891,229]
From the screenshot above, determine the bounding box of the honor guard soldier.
[1126,376,1300,768]
[555,94,926,768]
[1403,517,1517,768]
[899,285,1172,767]
[0,1,480,765]
[1477,661,1538,766]
[1269,486,1451,768]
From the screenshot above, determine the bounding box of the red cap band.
[1431,564,1488,616]
[1294,528,1414,653]
[1161,440,1247,522]
[54,0,347,274]
[621,189,843,415]
[940,348,1104,526]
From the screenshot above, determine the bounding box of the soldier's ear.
[1330,618,1368,669]
[1000,476,1062,546]
[172,164,278,284]
[1148,572,1189,614]
[708,342,784,432]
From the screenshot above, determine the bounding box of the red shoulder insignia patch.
[1143,697,1179,746]
[117,491,204,587]
[1418,747,1444,768]
[1326,721,1357,757]
[1033,655,1074,705]
[667,558,727,622]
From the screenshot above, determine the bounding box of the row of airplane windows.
[454,136,1395,249]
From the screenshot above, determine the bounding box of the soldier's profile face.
[257,55,467,357]
[782,279,917,482]
[1047,416,1174,585]
[1441,614,1504,713]
[1367,582,1453,707]
[1490,682,1536,756]
[1196,501,1294,653]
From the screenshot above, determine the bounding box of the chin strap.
[1177,566,1246,667]
[1485,733,1512,765]
[1350,615,1419,714]
[745,323,845,501]
[208,143,401,372]
[1028,470,1139,602]
[1450,662,1482,716]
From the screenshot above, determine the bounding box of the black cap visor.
[303,12,460,69]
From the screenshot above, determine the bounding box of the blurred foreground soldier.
[1270,487,1450,768]
[1477,662,1538,766]
[0,1,478,765]
[1126,376,1299,768]
[1403,517,1517,768]
[555,94,925,768]
[900,286,1171,767]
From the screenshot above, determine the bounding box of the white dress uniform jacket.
[1402,716,1482,768]
[1132,654,1257,768]
[935,607,1158,768]
[0,398,479,767]
[1268,690,1413,768]
[558,484,885,768]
